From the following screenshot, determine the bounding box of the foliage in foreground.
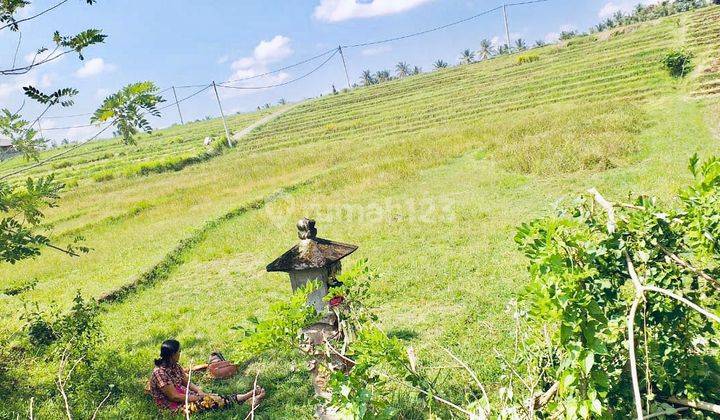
[92,81,166,145]
[235,155,720,419]
[514,154,720,418]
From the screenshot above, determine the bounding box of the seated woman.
[149,339,265,414]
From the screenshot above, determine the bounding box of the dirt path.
[232,103,299,141]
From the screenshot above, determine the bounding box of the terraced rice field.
[688,5,720,96]
[2,5,720,419]
[1,108,275,185]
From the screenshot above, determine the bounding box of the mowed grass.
[2,6,720,418]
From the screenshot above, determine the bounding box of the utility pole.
[338,45,352,90]
[212,81,232,148]
[37,118,44,140]
[171,86,184,125]
[502,4,511,49]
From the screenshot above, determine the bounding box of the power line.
[41,0,549,120]
[342,0,548,49]
[27,0,550,131]
[218,50,339,90]
[222,47,337,84]
[0,119,117,180]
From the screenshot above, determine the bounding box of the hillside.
[2,5,720,418]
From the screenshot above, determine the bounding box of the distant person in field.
[149,339,265,414]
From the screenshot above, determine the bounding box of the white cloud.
[313,0,433,22]
[221,35,296,98]
[75,58,116,78]
[253,35,293,63]
[544,32,560,43]
[361,45,392,56]
[64,122,108,142]
[95,88,110,100]
[217,54,230,64]
[0,73,46,101]
[598,0,660,19]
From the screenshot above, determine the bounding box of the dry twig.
[90,391,112,420]
[185,361,193,420]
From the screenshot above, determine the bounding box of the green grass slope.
[2,6,720,419]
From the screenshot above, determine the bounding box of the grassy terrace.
[1,108,274,185]
[2,5,720,418]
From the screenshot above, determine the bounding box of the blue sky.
[0,0,657,143]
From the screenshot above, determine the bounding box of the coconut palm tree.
[514,38,527,51]
[360,69,375,86]
[477,39,494,60]
[433,59,449,70]
[459,49,475,65]
[613,11,625,26]
[395,62,410,78]
[411,66,422,75]
[534,40,547,48]
[496,44,510,55]
[376,69,391,83]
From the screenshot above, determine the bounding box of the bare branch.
[644,285,720,324]
[90,391,112,420]
[625,252,645,420]
[643,407,687,419]
[12,31,22,69]
[531,382,559,411]
[666,397,720,415]
[658,245,720,289]
[587,188,616,234]
[441,347,489,404]
[0,49,70,76]
[627,296,643,420]
[0,0,70,31]
[184,360,193,420]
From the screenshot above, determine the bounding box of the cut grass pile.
[1,5,720,419]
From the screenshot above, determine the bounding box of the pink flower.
[329,296,345,307]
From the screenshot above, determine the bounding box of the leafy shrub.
[517,54,540,65]
[21,292,102,353]
[662,49,694,77]
[92,171,114,183]
[514,155,720,418]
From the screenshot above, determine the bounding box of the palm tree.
[411,66,422,75]
[496,44,510,55]
[477,39,494,60]
[433,59,449,70]
[459,49,475,65]
[594,23,606,33]
[534,40,547,48]
[613,11,625,26]
[376,69,391,83]
[360,70,376,86]
[514,38,527,52]
[395,61,410,78]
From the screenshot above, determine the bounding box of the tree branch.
[666,397,720,415]
[658,245,720,289]
[0,0,70,31]
[90,391,112,420]
[587,188,616,234]
[0,48,70,75]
